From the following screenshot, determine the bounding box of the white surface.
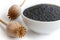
[0,0,60,40]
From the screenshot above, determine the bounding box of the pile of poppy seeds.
[23,4,60,21]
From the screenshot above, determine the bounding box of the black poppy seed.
[23,4,60,21]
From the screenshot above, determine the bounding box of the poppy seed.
[23,4,60,21]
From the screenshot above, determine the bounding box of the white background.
[0,0,60,40]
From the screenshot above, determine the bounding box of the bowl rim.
[21,12,60,23]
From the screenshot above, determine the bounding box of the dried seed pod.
[8,0,25,20]
[0,19,26,38]
[8,5,20,20]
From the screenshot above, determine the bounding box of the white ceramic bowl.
[21,13,60,34]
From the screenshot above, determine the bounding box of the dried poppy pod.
[8,5,20,20]
[0,19,26,38]
[8,0,25,20]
